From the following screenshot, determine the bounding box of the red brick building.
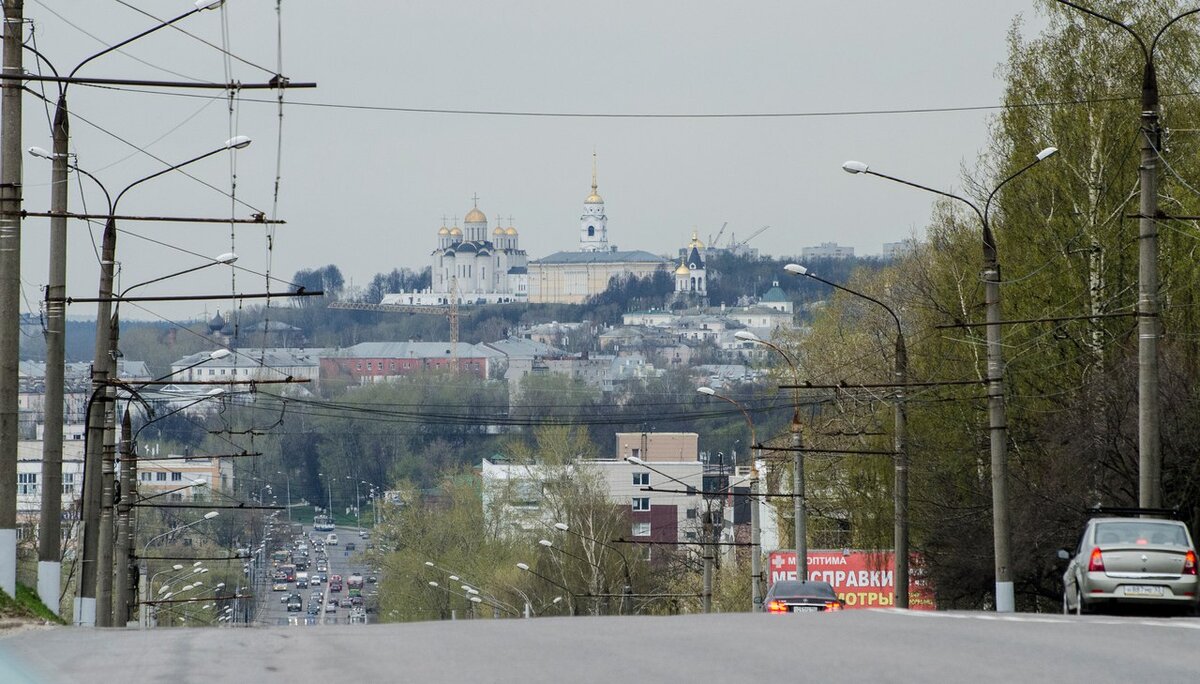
[319,342,498,386]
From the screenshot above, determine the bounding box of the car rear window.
[1095,522,1189,547]
[771,581,837,599]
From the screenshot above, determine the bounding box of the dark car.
[764,580,845,613]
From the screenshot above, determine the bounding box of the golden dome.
[505,227,518,236]
[689,230,704,249]
[449,227,462,236]
[585,191,603,204]
[464,207,487,223]
[438,226,450,236]
[493,227,504,235]
[675,261,690,276]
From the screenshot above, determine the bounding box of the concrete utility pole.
[37,92,67,616]
[782,267,908,607]
[841,146,1056,612]
[1053,1,1200,509]
[0,0,23,600]
[733,331,808,587]
[114,409,133,625]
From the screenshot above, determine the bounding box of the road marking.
[870,608,1200,629]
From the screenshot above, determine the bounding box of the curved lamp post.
[552,521,634,615]
[21,0,226,618]
[697,386,762,612]
[49,134,249,626]
[783,264,909,608]
[139,511,217,627]
[733,330,808,587]
[516,562,577,616]
[842,146,1056,612]
[1051,1,1200,511]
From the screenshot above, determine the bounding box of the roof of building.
[761,282,789,303]
[507,266,528,275]
[171,348,327,370]
[324,342,501,360]
[464,207,487,223]
[484,337,565,360]
[533,250,667,265]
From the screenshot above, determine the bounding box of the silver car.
[1060,516,1199,615]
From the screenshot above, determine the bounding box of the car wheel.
[1073,587,1084,616]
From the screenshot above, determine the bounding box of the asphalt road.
[3,610,1198,683]
[256,525,376,627]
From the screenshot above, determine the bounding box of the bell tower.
[579,152,609,252]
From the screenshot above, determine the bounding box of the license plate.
[792,606,819,613]
[1125,585,1164,596]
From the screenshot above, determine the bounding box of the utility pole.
[1136,48,1162,511]
[0,0,23,601]
[95,312,120,625]
[701,508,713,613]
[113,408,135,626]
[36,93,67,615]
[750,448,762,612]
[791,416,806,584]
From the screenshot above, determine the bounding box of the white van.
[325,533,339,546]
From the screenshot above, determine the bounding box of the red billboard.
[768,549,935,610]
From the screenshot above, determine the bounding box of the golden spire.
[585,150,604,204]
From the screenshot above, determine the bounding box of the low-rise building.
[16,439,85,540]
[319,342,500,386]
[135,455,233,502]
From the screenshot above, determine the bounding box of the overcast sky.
[15,1,1047,322]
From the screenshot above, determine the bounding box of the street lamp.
[61,134,250,627]
[516,562,576,615]
[21,0,227,617]
[697,386,762,612]
[842,145,1056,612]
[552,521,634,615]
[732,330,808,587]
[1051,2,1200,511]
[277,470,293,525]
[783,264,909,608]
[139,511,218,628]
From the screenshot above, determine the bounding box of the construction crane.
[707,222,728,251]
[728,225,769,255]
[327,277,462,364]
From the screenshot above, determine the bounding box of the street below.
[2,610,1196,682]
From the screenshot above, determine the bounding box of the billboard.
[767,549,935,610]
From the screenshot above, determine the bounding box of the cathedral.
[384,198,529,306]
[385,156,710,306]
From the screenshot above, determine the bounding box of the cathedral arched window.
[588,226,595,237]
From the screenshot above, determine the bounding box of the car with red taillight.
[1059,512,1199,616]
[763,580,845,613]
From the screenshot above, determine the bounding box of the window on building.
[631,448,641,460]
[140,472,151,482]
[171,472,183,482]
[632,521,651,537]
[632,472,649,486]
[685,531,697,541]
[18,472,37,495]
[687,485,697,496]
[686,507,698,519]
[356,362,363,371]
[169,493,183,502]
[156,472,167,482]
[632,497,650,511]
